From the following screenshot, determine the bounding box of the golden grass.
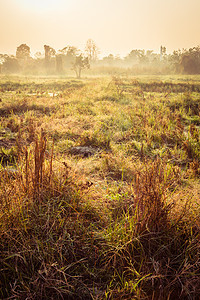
[0,75,200,299]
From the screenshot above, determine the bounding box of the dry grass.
[0,75,200,299]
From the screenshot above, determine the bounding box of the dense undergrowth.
[0,75,200,299]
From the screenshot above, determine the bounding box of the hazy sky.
[1,0,200,57]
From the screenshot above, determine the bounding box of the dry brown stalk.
[33,130,47,202]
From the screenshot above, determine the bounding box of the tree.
[1,55,20,73]
[181,55,198,74]
[56,55,63,74]
[16,44,30,60]
[0,54,4,73]
[44,45,56,73]
[169,50,182,73]
[85,39,98,63]
[59,46,79,57]
[125,49,145,64]
[160,46,167,61]
[102,54,115,64]
[72,55,90,78]
[180,47,200,74]
[34,52,44,60]
[58,46,79,69]
[44,45,56,61]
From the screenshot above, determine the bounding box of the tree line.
[0,40,200,77]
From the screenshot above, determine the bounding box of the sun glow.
[19,0,66,13]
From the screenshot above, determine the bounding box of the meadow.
[0,74,200,299]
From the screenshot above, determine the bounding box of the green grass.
[0,74,200,299]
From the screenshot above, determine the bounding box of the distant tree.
[144,50,159,64]
[85,39,98,63]
[72,55,90,78]
[160,46,167,61]
[125,49,145,64]
[34,52,44,60]
[139,50,148,64]
[146,50,154,57]
[102,54,115,64]
[57,46,76,73]
[1,55,20,73]
[181,55,198,74]
[59,46,79,57]
[180,47,200,74]
[44,45,56,73]
[160,46,166,55]
[44,45,56,60]
[16,44,30,60]
[56,55,63,74]
[0,54,4,73]
[169,50,182,73]
[58,46,79,69]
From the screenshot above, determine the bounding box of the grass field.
[0,74,200,299]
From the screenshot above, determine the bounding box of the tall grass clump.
[103,159,200,299]
[0,132,105,299]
